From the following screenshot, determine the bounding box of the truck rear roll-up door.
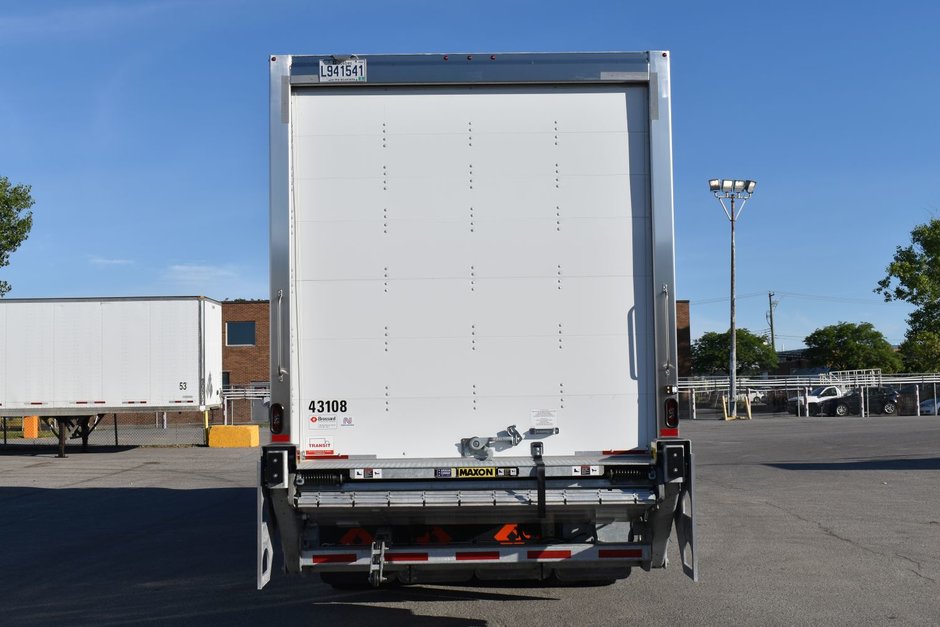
[290,85,655,459]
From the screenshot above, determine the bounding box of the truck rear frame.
[260,51,696,588]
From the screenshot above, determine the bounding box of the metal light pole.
[708,179,757,419]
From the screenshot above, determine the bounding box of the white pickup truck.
[787,385,846,415]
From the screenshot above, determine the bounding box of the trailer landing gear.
[45,415,104,457]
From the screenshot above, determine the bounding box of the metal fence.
[221,385,270,425]
[0,386,268,454]
[0,410,219,453]
[679,371,940,419]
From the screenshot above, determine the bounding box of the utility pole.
[767,291,777,351]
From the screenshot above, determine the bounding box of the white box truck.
[259,51,696,588]
[0,297,223,451]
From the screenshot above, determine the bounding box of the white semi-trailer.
[259,51,696,588]
[0,297,223,452]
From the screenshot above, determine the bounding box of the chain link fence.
[679,372,940,419]
[0,387,267,453]
[0,409,224,453]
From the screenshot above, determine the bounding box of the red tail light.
[664,398,679,428]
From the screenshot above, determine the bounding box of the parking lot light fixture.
[709,178,757,419]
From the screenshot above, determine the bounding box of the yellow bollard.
[22,416,40,439]
[722,395,733,420]
[208,425,260,448]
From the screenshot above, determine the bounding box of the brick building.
[676,300,691,377]
[221,299,270,422]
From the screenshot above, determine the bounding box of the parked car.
[820,386,899,417]
[736,389,767,405]
[918,398,940,415]
[787,385,846,415]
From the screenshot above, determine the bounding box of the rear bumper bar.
[301,542,649,571]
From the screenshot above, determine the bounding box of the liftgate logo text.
[440,467,519,478]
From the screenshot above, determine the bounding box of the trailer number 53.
[179,382,187,390]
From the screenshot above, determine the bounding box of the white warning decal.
[530,409,558,429]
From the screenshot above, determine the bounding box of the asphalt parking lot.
[2,414,938,626]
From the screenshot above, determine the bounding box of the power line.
[691,290,894,306]
[690,291,765,305]
[775,291,890,306]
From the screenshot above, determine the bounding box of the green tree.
[894,302,940,372]
[876,219,940,371]
[0,176,34,296]
[691,328,778,376]
[876,218,940,307]
[898,328,940,372]
[803,322,901,372]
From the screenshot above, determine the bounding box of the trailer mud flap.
[674,451,698,581]
[257,461,274,590]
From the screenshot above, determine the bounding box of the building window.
[226,321,256,346]
[222,372,231,388]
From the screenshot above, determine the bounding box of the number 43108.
[309,400,347,413]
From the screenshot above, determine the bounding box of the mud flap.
[674,451,698,581]
[257,461,274,590]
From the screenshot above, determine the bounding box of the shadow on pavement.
[0,445,137,456]
[0,486,545,626]
[767,457,940,471]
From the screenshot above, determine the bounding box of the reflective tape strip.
[527,550,571,560]
[301,543,647,569]
[599,549,643,559]
[455,551,500,561]
[311,554,358,564]
[303,452,348,460]
[385,553,428,562]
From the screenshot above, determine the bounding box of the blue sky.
[1,0,936,348]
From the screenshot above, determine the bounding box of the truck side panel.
[0,298,222,415]
[0,304,5,411]
[101,300,155,404]
[3,302,56,408]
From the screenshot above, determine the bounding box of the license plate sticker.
[319,58,367,83]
